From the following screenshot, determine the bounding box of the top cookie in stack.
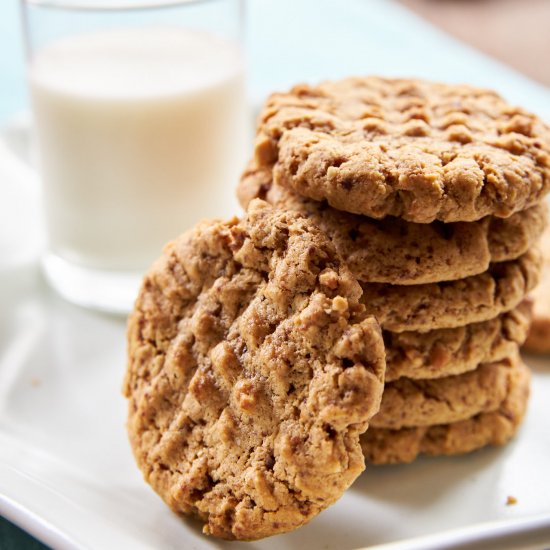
[239,77,550,464]
[252,77,550,223]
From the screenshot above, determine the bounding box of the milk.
[30,28,247,271]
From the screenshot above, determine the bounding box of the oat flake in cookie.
[123,199,385,541]
[255,77,550,223]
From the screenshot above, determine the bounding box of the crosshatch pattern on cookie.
[254,77,550,223]
[124,200,386,541]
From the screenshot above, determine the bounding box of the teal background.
[0,516,49,549]
[0,1,27,123]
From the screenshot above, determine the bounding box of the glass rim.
[21,0,218,11]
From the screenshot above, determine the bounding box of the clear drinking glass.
[21,0,247,314]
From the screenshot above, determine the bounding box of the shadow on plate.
[351,442,512,509]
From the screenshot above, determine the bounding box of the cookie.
[523,221,550,353]
[123,200,386,540]
[239,163,548,285]
[361,249,540,333]
[385,301,531,381]
[371,355,515,429]
[361,357,530,464]
[254,77,550,223]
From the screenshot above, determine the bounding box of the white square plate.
[1,134,550,550]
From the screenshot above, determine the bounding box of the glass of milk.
[21,0,247,314]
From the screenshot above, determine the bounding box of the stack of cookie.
[124,76,550,541]
[238,77,550,464]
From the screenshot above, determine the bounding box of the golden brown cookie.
[362,356,530,464]
[371,355,515,429]
[385,301,531,381]
[254,77,550,223]
[239,163,548,285]
[523,221,550,353]
[123,200,386,540]
[361,249,540,333]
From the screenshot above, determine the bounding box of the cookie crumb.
[30,377,42,387]
[319,269,339,289]
[332,296,348,313]
[506,495,518,506]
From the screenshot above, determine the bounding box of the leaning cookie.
[254,77,550,223]
[371,355,516,430]
[361,249,541,333]
[385,302,531,381]
[523,222,550,353]
[239,162,548,285]
[123,200,386,540]
[362,356,530,464]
